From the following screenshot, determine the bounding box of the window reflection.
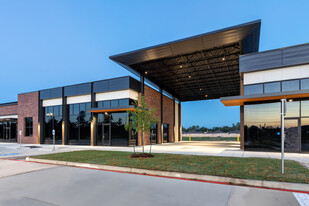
[244,102,281,151]
[68,103,91,145]
[44,105,62,144]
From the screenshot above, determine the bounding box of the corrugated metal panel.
[240,43,309,73]
[40,88,62,100]
[64,83,91,97]
[110,20,261,65]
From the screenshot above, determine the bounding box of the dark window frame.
[25,117,33,137]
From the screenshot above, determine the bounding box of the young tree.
[125,96,158,153]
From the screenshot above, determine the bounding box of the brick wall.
[17,92,39,144]
[142,85,175,145]
[163,95,174,142]
[0,104,18,116]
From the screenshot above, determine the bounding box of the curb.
[26,157,309,193]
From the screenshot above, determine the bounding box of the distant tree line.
[182,122,240,133]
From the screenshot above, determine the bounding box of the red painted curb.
[2,158,309,194]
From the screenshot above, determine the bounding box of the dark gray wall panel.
[64,83,91,97]
[40,88,62,100]
[129,77,141,92]
[93,77,138,93]
[108,77,129,91]
[93,80,109,93]
[240,43,309,73]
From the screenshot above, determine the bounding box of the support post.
[178,101,181,141]
[140,75,145,95]
[173,97,175,142]
[281,98,286,174]
[160,88,163,143]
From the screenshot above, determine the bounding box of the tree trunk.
[142,131,144,153]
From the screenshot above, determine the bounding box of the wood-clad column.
[240,73,245,150]
[62,87,68,145]
[90,83,97,146]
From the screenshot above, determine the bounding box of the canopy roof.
[110,20,261,101]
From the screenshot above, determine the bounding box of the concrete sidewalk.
[0,141,308,167]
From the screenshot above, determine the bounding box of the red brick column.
[17,92,40,144]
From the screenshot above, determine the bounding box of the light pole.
[19,130,22,149]
[52,129,55,151]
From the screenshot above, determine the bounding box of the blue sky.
[0,0,309,128]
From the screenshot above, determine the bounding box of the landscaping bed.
[33,150,309,184]
[181,136,237,141]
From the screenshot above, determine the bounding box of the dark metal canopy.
[110,20,261,101]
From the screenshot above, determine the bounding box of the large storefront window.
[69,103,91,145]
[244,102,281,151]
[0,121,17,142]
[163,124,169,143]
[245,100,309,152]
[150,123,157,144]
[96,112,133,146]
[44,105,62,144]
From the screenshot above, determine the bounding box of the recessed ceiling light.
[200,88,202,91]
[205,94,208,97]
[222,57,225,61]
[144,71,148,75]
[188,75,192,78]
[179,65,183,68]
[288,99,293,102]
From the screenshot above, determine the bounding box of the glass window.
[301,118,309,152]
[25,117,33,136]
[244,84,263,95]
[119,99,129,107]
[301,78,309,90]
[43,105,62,143]
[68,103,91,145]
[103,101,111,108]
[150,123,157,144]
[73,104,79,115]
[111,100,118,107]
[282,80,300,92]
[285,101,300,118]
[264,82,281,93]
[163,124,169,143]
[301,101,309,117]
[244,102,281,151]
[97,101,103,108]
[110,112,129,146]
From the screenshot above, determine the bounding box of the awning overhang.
[221,89,309,106]
[88,106,136,113]
[110,20,261,101]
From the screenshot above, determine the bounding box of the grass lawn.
[182,136,237,141]
[33,150,309,184]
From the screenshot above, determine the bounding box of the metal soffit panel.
[110,20,261,101]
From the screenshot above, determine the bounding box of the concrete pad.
[0,159,56,178]
[227,186,299,206]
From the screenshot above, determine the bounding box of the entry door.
[4,123,10,141]
[102,124,111,146]
[284,119,300,153]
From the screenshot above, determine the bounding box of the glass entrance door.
[102,124,111,146]
[284,119,300,153]
[4,122,10,141]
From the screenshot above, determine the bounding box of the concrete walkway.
[0,141,308,167]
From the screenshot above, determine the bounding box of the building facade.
[0,76,182,146]
[221,43,309,153]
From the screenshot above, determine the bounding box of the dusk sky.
[0,0,309,128]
